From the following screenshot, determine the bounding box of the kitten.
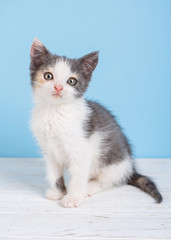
[30,39,162,207]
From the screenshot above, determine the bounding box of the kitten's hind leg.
[87,180,102,197]
[87,179,113,197]
[87,158,133,197]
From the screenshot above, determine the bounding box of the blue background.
[0,0,170,158]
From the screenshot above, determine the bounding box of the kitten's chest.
[32,101,88,144]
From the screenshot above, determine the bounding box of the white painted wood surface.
[0,158,170,239]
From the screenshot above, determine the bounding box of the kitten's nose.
[54,85,63,93]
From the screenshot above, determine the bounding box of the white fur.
[31,60,133,207]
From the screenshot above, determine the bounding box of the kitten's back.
[85,100,132,166]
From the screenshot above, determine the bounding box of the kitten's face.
[30,39,98,104]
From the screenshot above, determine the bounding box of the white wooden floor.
[0,158,171,240]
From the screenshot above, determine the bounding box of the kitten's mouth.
[52,92,62,98]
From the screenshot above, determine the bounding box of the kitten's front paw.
[46,188,63,201]
[62,194,84,208]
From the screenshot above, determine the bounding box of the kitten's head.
[30,39,98,104]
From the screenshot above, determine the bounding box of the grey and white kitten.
[30,39,162,207]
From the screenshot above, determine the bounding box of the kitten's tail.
[127,171,163,203]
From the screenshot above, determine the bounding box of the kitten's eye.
[67,77,77,86]
[44,72,53,80]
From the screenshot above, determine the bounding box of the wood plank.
[0,213,171,239]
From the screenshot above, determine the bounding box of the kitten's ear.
[79,51,99,75]
[30,39,52,69]
[30,38,49,58]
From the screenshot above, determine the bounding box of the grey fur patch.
[56,177,66,193]
[85,100,132,165]
[30,51,58,86]
[68,52,99,98]
[69,59,89,98]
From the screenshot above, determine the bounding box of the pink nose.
[54,85,63,93]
